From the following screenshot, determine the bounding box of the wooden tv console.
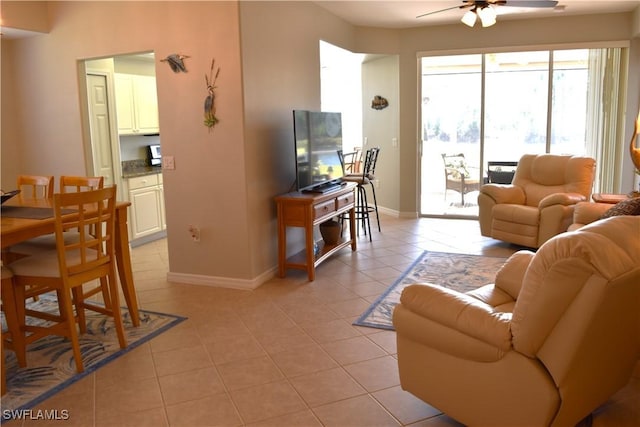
[275,182,357,281]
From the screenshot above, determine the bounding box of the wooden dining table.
[1,196,141,327]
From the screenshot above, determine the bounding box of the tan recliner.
[478,154,595,248]
[393,216,640,427]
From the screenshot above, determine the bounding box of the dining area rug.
[1,295,185,420]
[353,251,509,330]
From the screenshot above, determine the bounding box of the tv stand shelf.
[275,182,357,281]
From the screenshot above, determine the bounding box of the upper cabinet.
[115,73,159,135]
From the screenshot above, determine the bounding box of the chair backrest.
[441,153,471,180]
[337,150,346,174]
[16,175,54,199]
[350,147,362,173]
[487,161,518,184]
[60,176,104,193]
[338,148,364,175]
[362,147,381,179]
[510,216,640,411]
[53,186,116,283]
[512,154,595,206]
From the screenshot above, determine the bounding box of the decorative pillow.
[600,197,640,219]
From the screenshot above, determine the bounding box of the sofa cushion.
[600,197,640,219]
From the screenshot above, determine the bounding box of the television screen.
[293,110,345,192]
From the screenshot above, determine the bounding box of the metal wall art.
[371,95,389,110]
[204,59,221,131]
[161,54,189,73]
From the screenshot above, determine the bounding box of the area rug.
[353,251,508,330]
[1,295,186,420]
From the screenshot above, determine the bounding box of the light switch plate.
[162,156,175,170]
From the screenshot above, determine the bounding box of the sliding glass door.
[420,54,482,216]
[419,48,612,218]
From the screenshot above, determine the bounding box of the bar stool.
[340,147,381,241]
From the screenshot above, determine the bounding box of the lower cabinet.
[128,174,165,240]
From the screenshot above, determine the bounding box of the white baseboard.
[165,205,419,290]
[370,204,418,219]
[167,266,277,290]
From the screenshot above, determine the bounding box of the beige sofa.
[478,154,595,248]
[393,216,640,427]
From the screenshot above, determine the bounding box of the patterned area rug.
[353,251,508,330]
[1,295,185,419]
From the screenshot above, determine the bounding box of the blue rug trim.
[352,250,508,330]
[2,309,186,422]
[352,250,430,330]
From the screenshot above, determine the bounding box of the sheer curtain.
[585,47,629,193]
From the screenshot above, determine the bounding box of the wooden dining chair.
[1,265,27,393]
[5,175,54,296]
[7,186,127,373]
[7,175,104,260]
[16,175,54,199]
[60,175,104,193]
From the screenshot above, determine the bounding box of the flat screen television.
[293,110,345,193]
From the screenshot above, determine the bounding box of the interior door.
[86,74,116,188]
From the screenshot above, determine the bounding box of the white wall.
[361,56,400,216]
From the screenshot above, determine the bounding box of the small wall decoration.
[204,58,221,131]
[371,95,389,110]
[161,54,189,73]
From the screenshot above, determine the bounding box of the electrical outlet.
[375,179,380,189]
[162,156,175,170]
[188,224,200,242]
[364,137,368,145]
[392,137,398,147]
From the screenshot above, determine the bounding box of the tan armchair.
[478,154,595,248]
[393,216,640,427]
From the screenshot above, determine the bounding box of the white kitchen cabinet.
[115,74,159,135]
[128,174,165,240]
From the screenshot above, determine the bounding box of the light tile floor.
[5,216,639,426]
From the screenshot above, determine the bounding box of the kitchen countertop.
[121,160,162,178]
[123,166,162,178]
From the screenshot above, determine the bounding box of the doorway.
[81,52,164,244]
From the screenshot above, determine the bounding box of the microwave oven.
[148,144,161,166]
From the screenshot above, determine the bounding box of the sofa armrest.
[397,283,512,352]
[538,192,587,209]
[573,202,612,225]
[494,251,535,300]
[480,184,526,205]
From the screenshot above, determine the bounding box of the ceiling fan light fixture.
[461,9,477,27]
[478,5,497,27]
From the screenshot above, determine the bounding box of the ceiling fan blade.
[502,0,559,7]
[417,4,472,19]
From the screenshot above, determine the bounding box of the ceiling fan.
[417,0,559,28]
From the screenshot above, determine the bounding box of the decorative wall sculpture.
[204,59,221,131]
[161,54,189,73]
[371,95,389,110]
